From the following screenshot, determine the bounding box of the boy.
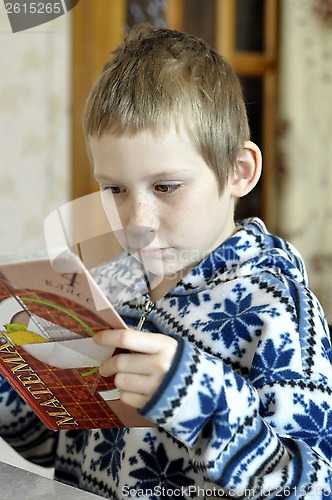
[1,24,332,499]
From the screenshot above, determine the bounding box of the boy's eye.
[101,186,124,195]
[154,183,182,194]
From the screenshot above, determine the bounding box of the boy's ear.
[229,141,262,198]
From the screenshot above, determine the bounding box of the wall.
[0,5,71,477]
[0,7,71,259]
[277,0,332,323]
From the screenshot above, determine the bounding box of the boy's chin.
[131,250,202,280]
[148,260,198,280]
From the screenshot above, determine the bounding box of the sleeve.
[0,377,58,468]
[138,289,332,498]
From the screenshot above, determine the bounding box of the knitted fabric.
[1,218,331,499]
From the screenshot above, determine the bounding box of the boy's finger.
[94,329,177,355]
[93,329,126,346]
[102,351,172,377]
[114,372,155,396]
[118,390,150,410]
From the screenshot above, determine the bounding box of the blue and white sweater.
[1,218,332,499]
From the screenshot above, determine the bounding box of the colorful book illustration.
[0,250,151,430]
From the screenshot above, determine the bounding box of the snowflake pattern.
[176,373,235,448]
[91,429,127,486]
[65,429,87,455]
[1,217,332,498]
[292,399,332,460]
[249,334,301,387]
[192,283,279,357]
[169,292,211,318]
[128,432,195,498]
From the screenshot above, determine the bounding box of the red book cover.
[0,250,151,430]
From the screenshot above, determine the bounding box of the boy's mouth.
[133,246,171,258]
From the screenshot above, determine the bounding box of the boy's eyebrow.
[94,169,192,183]
[94,174,114,183]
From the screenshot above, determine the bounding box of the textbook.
[0,250,151,430]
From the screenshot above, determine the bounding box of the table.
[0,461,102,499]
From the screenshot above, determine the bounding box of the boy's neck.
[148,225,241,302]
[148,258,201,301]
[149,274,183,302]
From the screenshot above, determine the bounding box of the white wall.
[0,6,71,259]
[0,5,71,477]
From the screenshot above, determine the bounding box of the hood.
[95,218,309,302]
[172,217,309,295]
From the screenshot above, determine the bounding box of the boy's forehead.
[89,128,211,181]
[88,124,196,157]
[89,121,187,141]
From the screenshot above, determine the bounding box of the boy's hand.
[93,329,178,409]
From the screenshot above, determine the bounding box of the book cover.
[0,250,151,430]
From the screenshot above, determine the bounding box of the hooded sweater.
[0,218,332,499]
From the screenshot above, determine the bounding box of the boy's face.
[90,125,236,280]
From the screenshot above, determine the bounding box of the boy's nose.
[101,190,158,249]
[127,198,158,230]
[120,226,156,251]
[123,198,158,249]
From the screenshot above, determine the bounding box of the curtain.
[277,0,332,323]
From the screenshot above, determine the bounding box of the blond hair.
[83,24,250,190]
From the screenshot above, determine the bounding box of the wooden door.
[71,0,279,247]
[164,0,279,226]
